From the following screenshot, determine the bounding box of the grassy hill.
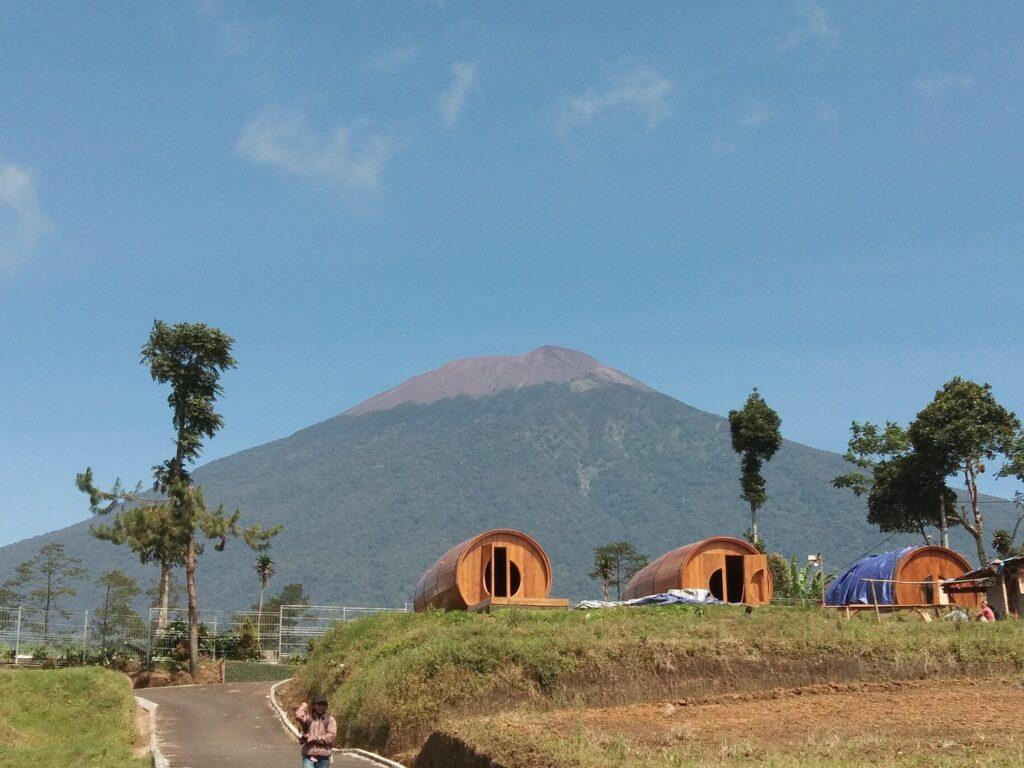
[0,667,147,768]
[0,381,1014,611]
[287,606,1024,763]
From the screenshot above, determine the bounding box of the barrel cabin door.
[481,542,524,599]
[743,554,768,605]
[701,553,726,601]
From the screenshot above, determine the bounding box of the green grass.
[295,605,1024,756]
[0,667,148,768]
[224,660,296,683]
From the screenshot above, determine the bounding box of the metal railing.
[0,602,409,664]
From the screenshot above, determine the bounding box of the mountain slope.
[1,351,1013,612]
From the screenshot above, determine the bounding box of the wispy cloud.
[236,110,393,192]
[438,62,479,127]
[914,73,975,98]
[558,66,673,140]
[194,0,272,57]
[781,1,837,49]
[0,161,52,271]
[368,44,420,72]
[739,101,777,128]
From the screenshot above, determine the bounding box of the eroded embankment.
[291,607,1024,761]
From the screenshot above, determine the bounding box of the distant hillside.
[1,348,1013,612]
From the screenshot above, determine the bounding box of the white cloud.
[438,62,479,127]
[558,66,673,139]
[0,162,52,271]
[236,110,393,192]
[914,73,975,98]
[369,44,420,72]
[782,1,837,49]
[739,101,777,128]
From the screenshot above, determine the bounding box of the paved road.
[141,682,374,768]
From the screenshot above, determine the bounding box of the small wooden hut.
[413,529,568,612]
[621,536,772,605]
[825,546,979,608]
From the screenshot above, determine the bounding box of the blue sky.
[1,2,1022,545]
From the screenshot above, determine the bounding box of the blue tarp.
[825,547,917,606]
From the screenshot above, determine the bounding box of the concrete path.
[141,682,373,768]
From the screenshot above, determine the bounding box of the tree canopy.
[908,377,1022,565]
[728,389,782,545]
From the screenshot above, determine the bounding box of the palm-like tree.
[254,554,276,615]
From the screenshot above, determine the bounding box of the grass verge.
[294,605,1024,758]
[0,667,148,768]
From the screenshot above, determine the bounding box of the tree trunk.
[918,523,934,546]
[44,573,53,638]
[602,579,610,601]
[158,563,171,630]
[100,584,111,649]
[939,496,949,548]
[750,505,758,546]
[965,467,988,566]
[256,585,265,643]
[186,538,199,680]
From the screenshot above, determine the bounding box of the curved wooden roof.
[413,528,553,611]
[893,545,976,607]
[622,536,760,600]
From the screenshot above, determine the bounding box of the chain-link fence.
[0,602,409,664]
[0,605,149,662]
[277,605,406,660]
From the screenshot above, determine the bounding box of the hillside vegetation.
[4,381,1014,612]
[0,667,147,768]
[292,606,1024,761]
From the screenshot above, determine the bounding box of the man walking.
[294,693,337,768]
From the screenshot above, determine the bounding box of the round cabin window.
[483,559,522,598]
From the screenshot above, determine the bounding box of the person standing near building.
[294,692,337,768]
[976,599,996,622]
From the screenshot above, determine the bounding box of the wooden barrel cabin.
[413,529,569,612]
[825,545,980,608]
[622,536,772,605]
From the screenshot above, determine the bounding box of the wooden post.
[1000,573,1011,619]
[818,554,825,607]
[869,580,881,623]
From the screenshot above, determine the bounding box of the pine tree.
[2,543,86,636]
[77,320,281,679]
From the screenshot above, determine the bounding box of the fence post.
[212,614,218,661]
[14,606,22,665]
[83,610,90,651]
[277,605,284,662]
[342,607,347,624]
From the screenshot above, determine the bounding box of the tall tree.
[95,569,141,650]
[2,543,86,636]
[254,554,276,615]
[866,452,957,545]
[79,321,281,679]
[833,421,956,546]
[76,469,184,630]
[908,377,1022,566]
[589,542,648,600]
[728,389,782,546]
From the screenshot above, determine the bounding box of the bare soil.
[423,678,1024,767]
[131,659,224,688]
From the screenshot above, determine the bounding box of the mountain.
[1,347,1013,612]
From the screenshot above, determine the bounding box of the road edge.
[268,678,408,768]
[135,696,170,768]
